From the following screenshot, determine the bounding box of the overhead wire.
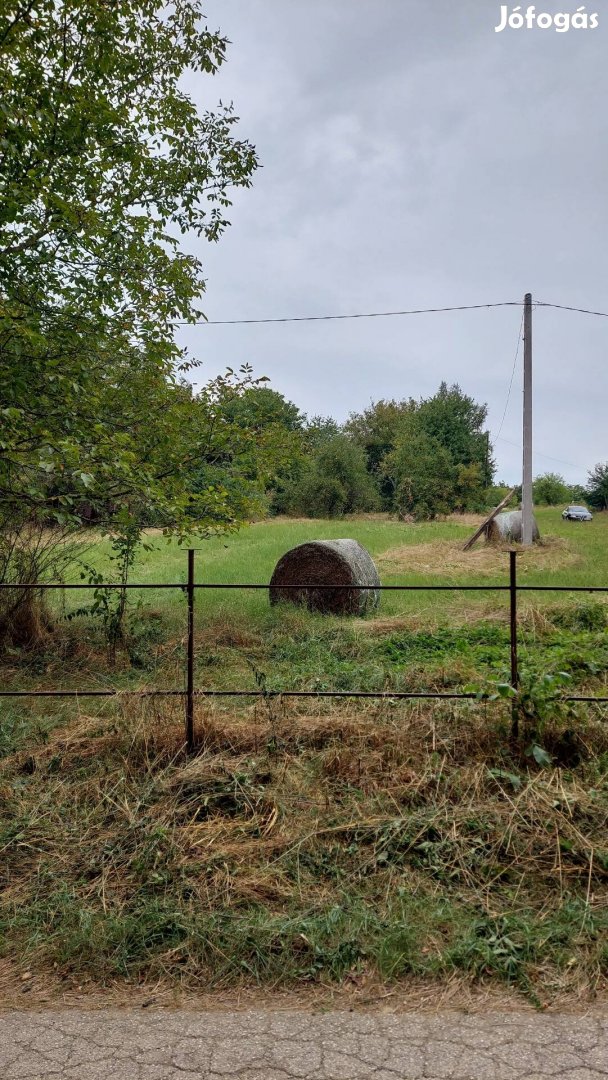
[495,437,586,473]
[176,297,608,327]
[176,300,524,326]
[173,295,604,474]
[14,292,604,473]
[536,301,608,319]
[494,308,524,443]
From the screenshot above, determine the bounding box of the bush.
[283,437,380,517]
[383,432,456,520]
[484,484,517,510]
[0,510,87,650]
[532,473,570,506]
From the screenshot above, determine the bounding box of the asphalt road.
[0,1008,606,1079]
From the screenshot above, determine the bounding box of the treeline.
[531,467,608,512]
[220,384,606,521]
[257,382,494,520]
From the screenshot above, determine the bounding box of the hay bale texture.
[486,510,540,544]
[269,539,380,615]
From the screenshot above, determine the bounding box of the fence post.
[186,548,195,753]
[509,549,519,740]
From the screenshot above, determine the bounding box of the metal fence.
[2,549,608,752]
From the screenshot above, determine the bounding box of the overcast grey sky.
[178,0,607,484]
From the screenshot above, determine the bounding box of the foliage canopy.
[0,0,259,528]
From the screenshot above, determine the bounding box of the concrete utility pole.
[521,292,534,546]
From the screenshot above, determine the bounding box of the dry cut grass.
[1,694,607,1005]
[378,536,581,578]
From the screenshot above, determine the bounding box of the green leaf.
[530,744,553,768]
[489,768,523,791]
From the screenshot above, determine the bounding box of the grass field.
[1,511,608,1005]
[65,506,608,620]
[8,506,608,700]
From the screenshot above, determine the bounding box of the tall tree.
[416,382,494,488]
[194,386,306,517]
[347,385,493,516]
[345,399,416,505]
[532,473,570,507]
[382,429,455,521]
[0,0,258,523]
[586,463,608,511]
[223,388,305,435]
[345,399,415,471]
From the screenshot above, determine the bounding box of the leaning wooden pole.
[462,488,516,551]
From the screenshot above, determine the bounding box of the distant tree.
[568,484,589,505]
[284,437,380,518]
[532,472,571,506]
[268,415,343,515]
[383,430,456,520]
[345,399,415,476]
[181,385,305,521]
[416,382,494,488]
[586,463,608,510]
[223,388,305,434]
[345,399,416,506]
[346,385,493,512]
[454,463,486,512]
[304,415,342,449]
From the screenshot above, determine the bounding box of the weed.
[125,610,167,669]
[553,602,608,632]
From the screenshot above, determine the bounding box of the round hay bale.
[486,511,540,544]
[269,539,380,616]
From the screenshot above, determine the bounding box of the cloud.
[178,0,608,483]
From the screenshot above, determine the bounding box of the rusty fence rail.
[2,549,608,752]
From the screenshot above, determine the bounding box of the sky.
[177,0,608,485]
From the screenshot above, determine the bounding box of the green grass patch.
[2,512,608,1002]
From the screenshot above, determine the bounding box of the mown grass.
[60,506,608,624]
[1,510,608,1002]
[1,697,607,1003]
[8,506,608,695]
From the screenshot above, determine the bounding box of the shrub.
[284,437,380,517]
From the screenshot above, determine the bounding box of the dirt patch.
[377,536,580,578]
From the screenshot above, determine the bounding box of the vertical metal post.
[522,292,534,546]
[509,550,519,740]
[186,548,195,753]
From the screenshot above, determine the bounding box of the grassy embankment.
[1,509,608,1004]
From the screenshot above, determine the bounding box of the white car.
[562,505,593,521]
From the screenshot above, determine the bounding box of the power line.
[18,295,608,331]
[18,296,608,332]
[495,436,586,473]
[537,301,608,319]
[495,309,524,442]
[176,297,608,327]
[177,300,524,326]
